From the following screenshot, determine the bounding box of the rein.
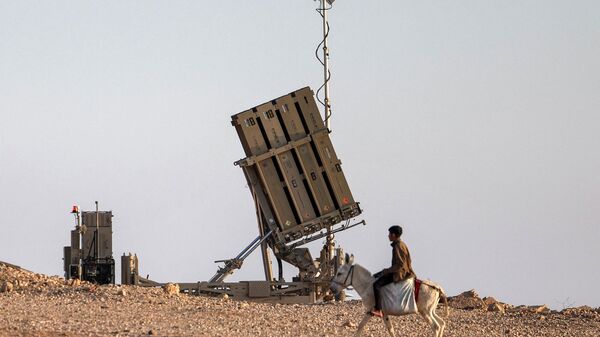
[331,265,355,288]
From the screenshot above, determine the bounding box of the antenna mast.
[317,0,337,281]
[317,0,334,132]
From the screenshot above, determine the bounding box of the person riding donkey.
[370,225,415,318]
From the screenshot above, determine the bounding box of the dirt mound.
[445,288,599,318]
[0,261,93,294]
[447,289,517,313]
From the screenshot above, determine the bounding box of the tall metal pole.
[321,0,332,131]
[320,0,335,279]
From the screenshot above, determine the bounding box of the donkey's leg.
[355,313,371,337]
[419,309,441,337]
[431,308,445,337]
[383,314,397,337]
[417,285,443,337]
[429,292,445,337]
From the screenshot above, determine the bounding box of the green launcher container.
[231,87,362,245]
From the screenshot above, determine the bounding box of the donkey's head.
[330,253,354,294]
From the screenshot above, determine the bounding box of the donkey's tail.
[439,288,449,318]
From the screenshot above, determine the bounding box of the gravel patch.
[2,262,599,337]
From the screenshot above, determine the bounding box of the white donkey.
[330,257,448,337]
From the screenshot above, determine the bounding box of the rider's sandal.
[369,309,384,318]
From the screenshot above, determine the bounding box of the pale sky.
[1,1,599,309]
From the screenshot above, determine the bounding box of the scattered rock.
[117,288,126,296]
[529,305,550,314]
[448,289,485,310]
[0,281,14,293]
[487,302,505,314]
[220,293,229,300]
[483,296,497,305]
[460,289,479,298]
[343,320,357,328]
[162,283,179,295]
[563,305,594,313]
[561,306,598,318]
[68,279,81,287]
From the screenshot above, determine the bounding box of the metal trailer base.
[178,280,322,304]
[122,254,326,304]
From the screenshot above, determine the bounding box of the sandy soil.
[1,262,599,337]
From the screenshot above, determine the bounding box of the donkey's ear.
[349,254,354,265]
[344,253,350,264]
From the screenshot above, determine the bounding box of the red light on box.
[71,205,79,214]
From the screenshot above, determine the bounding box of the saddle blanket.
[380,277,419,315]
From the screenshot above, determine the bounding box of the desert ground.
[1,262,599,337]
